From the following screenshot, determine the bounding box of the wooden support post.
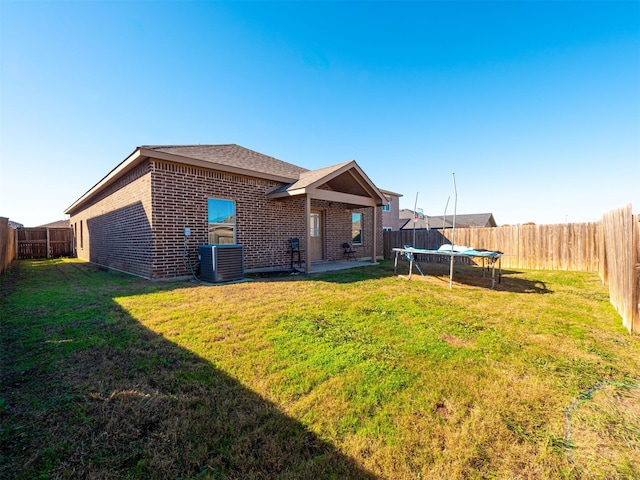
[372,205,378,263]
[305,195,311,274]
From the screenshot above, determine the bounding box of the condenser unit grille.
[198,244,244,283]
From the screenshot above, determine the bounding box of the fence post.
[633,214,640,333]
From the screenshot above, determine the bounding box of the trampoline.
[392,244,504,289]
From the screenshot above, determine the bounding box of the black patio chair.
[342,242,356,260]
[289,238,303,268]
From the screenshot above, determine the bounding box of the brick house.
[380,189,402,231]
[65,145,388,280]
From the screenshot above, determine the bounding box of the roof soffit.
[326,170,370,197]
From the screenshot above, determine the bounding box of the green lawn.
[1,258,639,479]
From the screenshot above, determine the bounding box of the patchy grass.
[1,258,639,479]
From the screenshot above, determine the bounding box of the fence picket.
[17,227,74,259]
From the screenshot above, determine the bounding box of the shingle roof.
[37,219,71,228]
[66,144,388,214]
[399,212,497,229]
[427,213,497,228]
[144,144,309,180]
[277,161,352,191]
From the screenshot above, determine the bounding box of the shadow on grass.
[388,260,553,294]
[246,260,552,294]
[0,260,378,480]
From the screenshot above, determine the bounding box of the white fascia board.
[65,148,145,214]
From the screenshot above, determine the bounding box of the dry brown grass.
[569,382,640,478]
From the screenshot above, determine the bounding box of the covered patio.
[268,160,388,273]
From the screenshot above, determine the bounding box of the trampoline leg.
[414,261,424,276]
[491,259,496,289]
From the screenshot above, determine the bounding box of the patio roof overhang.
[267,160,387,208]
[267,160,387,273]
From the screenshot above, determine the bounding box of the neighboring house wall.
[382,194,401,231]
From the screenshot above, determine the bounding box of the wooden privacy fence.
[17,227,75,259]
[383,205,639,333]
[0,217,17,274]
[383,222,600,271]
[599,205,639,333]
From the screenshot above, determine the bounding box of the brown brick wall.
[68,161,153,278]
[151,160,311,278]
[68,157,383,280]
[311,201,383,261]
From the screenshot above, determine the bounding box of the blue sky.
[1,0,638,227]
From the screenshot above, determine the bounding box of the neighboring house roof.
[37,219,71,228]
[399,212,497,229]
[379,188,402,199]
[400,208,425,220]
[400,218,430,229]
[66,144,387,215]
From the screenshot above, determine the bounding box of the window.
[80,220,83,249]
[381,201,390,212]
[352,212,363,245]
[310,213,320,237]
[208,198,235,244]
[383,227,392,232]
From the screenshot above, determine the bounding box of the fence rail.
[17,227,75,259]
[384,205,639,333]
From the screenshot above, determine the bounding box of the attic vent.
[198,244,244,283]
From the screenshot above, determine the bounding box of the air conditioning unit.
[198,244,244,283]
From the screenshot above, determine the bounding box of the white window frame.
[352,212,363,245]
[310,212,320,237]
[208,198,236,244]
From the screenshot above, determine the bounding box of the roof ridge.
[141,144,237,149]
